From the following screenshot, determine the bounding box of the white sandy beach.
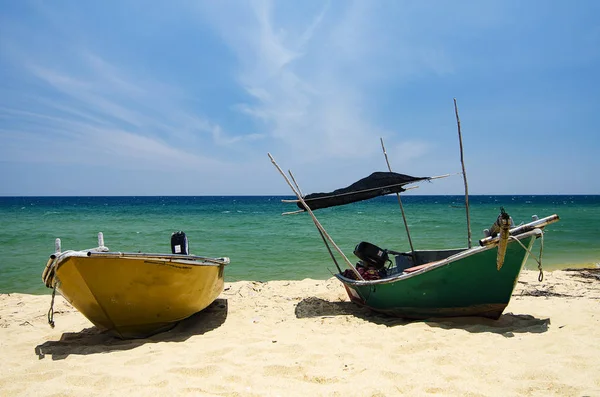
[1,269,599,397]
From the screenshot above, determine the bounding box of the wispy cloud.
[0,0,598,195]
[193,0,463,168]
[0,3,266,176]
[189,0,599,194]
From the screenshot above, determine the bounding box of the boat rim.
[335,228,542,286]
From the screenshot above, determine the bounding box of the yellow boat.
[42,232,229,339]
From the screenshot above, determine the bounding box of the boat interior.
[389,248,466,275]
[344,241,467,281]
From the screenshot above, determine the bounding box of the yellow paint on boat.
[47,254,226,338]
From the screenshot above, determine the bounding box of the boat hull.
[53,255,225,338]
[337,235,537,320]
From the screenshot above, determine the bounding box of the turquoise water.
[0,195,598,294]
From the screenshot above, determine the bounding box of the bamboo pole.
[478,214,559,246]
[380,137,417,264]
[288,170,305,198]
[288,170,343,274]
[268,153,363,280]
[453,98,472,249]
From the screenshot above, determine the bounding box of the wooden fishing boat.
[269,101,559,320]
[270,156,559,319]
[335,215,558,319]
[42,232,229,338]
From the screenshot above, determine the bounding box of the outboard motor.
[171,231,189,255]
[353,241,389,270]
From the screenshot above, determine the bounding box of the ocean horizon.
[1,194,598,295]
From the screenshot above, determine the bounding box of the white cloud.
[1,0,598,195]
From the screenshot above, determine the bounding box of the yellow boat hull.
[49,254,226,338]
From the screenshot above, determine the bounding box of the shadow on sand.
[294,297,550,336]
[34,298,228,360]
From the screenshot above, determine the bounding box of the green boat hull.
[336,235,537,320]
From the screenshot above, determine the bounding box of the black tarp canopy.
[297,171,430,211]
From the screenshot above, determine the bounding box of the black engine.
[353,241,389,270]
[171,231,189,255]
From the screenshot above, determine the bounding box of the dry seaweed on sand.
[563,268,600,281]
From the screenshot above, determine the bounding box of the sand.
[1,269,599,397]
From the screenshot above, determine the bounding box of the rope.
[537,232,545,282]
[509,230,545,282]
[47,284,57,328]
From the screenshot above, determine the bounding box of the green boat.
[334,219,557,319]
[268,132,559,319]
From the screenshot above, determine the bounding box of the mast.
[380,138,417,263]
[268,153,364,280]
[453,98,472,249]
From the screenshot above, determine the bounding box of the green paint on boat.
[336,234,538,319]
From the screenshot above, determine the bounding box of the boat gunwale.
[51,250,229,265]
[335,228,542,286]
[43,249,229,288]
[85,251,230,265]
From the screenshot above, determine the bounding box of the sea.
[1,195,598,295]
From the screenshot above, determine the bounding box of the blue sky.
[0,0,598,196]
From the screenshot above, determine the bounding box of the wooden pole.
[380,138,417,264]
[478,214,559,246]
[268,153,363,280]
[288,170,343,274]
[453,98,472,249]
